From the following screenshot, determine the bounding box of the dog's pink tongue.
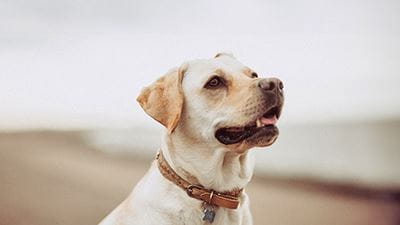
[261,116,278,125]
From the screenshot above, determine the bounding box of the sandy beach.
[0,131,399,225]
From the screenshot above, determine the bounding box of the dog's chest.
[172,207,243,225]
[131,167,248,225]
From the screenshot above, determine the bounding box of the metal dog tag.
[202,203,216,223]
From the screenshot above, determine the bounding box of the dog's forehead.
[183,56,247,85]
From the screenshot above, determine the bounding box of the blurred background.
[0,0,399,225]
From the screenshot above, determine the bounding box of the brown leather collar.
[156,151,243,209]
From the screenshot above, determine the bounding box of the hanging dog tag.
[202,203,216,223]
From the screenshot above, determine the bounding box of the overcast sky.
[1,0,399,130]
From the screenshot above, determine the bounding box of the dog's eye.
[251,72,258,78]
[204,76,224,89]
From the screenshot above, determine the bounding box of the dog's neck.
[160,130,255,192]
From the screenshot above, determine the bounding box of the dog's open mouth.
[215,105,282,145]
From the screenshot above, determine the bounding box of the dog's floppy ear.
[137,65,186,134]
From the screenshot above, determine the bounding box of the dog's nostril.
[258,78,278,91]
[268,82,276,91]
[278,81,284,90]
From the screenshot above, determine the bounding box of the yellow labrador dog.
[99,53,284,225]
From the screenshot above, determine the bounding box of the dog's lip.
[215,124,277,145]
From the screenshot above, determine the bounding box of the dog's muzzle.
[215,78,284,145]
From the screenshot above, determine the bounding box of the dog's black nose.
[258,78,283,92]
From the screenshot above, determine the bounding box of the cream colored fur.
[99,53,281,225]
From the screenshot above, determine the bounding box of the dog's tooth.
[256,118,262,127]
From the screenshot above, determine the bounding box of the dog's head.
[137,53,284,152]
